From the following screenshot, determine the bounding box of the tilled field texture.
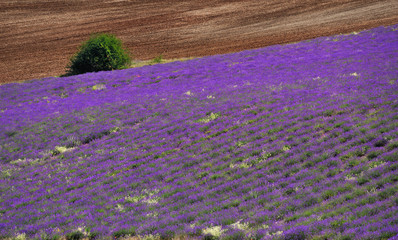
[1,0,398,84]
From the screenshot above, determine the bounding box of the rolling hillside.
[0,24,398,239]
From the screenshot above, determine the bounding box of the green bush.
[66,33,131,76]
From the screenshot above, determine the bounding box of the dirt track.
[1,0,397,84]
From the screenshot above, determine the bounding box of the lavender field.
[1,24,398,240]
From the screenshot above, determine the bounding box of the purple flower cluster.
[1,24,398,239]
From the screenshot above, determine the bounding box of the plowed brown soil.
[1,0,397,84]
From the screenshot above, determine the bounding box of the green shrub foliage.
[66,33,131,76]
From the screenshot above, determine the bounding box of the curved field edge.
[0,25,398,240]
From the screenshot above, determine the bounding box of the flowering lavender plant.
[1,24,397,239]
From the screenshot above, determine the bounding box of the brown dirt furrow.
[0,0,397,84]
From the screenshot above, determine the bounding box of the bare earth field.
[0,0,397,84]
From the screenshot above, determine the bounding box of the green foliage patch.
[65,33,131,76]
